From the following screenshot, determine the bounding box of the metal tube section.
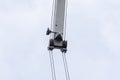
[62,53,70,80]
[49,51,56,80]
[53,0,66,36]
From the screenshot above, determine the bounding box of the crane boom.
[46,1,70,80]
[53,0,66,34]
[46,0,67,53]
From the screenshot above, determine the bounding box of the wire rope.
[49,51,56,80]
[62,52,70,80]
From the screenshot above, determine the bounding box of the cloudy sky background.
[0,0,120,80]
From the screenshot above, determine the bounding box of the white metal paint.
[53,0,66,35]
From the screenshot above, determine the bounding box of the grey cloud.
[0,0,120,80]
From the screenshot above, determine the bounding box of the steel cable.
[49,51,56,80]
[62,52,70,80]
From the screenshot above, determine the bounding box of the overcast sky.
[0,0,120,80]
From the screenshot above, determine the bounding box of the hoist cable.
[49,51,56,80]
[62,52,70,80]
